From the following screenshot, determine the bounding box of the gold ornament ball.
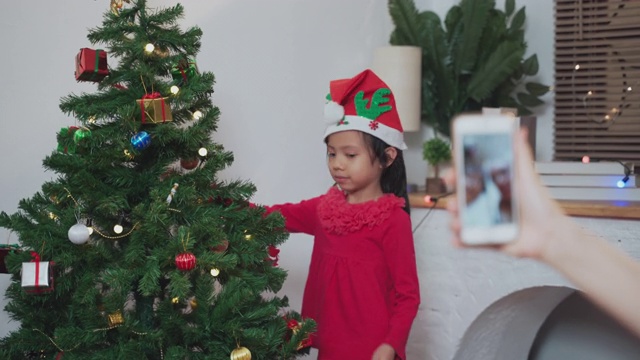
[230,346,251,360]
[189,298,198,309]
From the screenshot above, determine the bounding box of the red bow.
[140,92,166,123]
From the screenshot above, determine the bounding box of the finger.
[442,167,456,191]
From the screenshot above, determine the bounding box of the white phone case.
[452,113,519,245]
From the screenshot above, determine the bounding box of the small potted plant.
[423,137,451,194]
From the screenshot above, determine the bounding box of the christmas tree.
[0,0,314,359]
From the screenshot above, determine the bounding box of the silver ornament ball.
[68,223,90,244]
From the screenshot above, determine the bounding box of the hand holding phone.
[452,113,519,245]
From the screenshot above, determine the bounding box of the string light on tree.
[192,110,203,120]
[198,147,208,157]
[210,268,220,277]
[144,43,155,53]
[86,218,94,235]
[113,224,123,234]
[170,85,180,95]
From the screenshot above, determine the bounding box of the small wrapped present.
[171,57,199,84]
[21,253,54,294]
[56,126,79,154]
[75,48,109,82]
[0,244,20,274]
[136,92,173,123]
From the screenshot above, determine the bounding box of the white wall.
[0,0,556,358]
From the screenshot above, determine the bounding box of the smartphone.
[452,113,519,245]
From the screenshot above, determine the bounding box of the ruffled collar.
[317,187,405,235]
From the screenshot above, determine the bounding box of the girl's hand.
[371,343,396,360]
[445,129,573,262]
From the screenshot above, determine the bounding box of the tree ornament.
[131,131,151,151]
[21,252,54,294]
[68,223,90,244]
[211,239,229,253]
[166,183,179,204]
[73,128,92,144]
[180,158,199,170]
[230,346,251,360]
[107,310,124,327]
[175,252,196,271]
[189,297,198,309]
[110,0,130,16]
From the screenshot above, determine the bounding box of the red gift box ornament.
[0,244,20,274]
[75,48,109,82]
[21,252,54,294]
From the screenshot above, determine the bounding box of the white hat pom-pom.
[324,101,344,124]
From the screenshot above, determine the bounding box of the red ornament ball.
[211,239,229,253]
[180,158,199,170]
[175,252,196,271]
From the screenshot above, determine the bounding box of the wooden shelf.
[409,192,640,220]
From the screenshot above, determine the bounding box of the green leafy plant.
[422,137,452,179]
[388,0,549,138]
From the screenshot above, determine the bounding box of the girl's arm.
[263,195,322,235]
[380,212,421,360]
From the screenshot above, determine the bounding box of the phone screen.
[461,133,515,229]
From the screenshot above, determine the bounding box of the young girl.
[264,69,420,360]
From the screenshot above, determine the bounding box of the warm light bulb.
[210,268,220,277]
[198,147,208,157]
[192,110,203,120]
[423,195,433,204]
[172,297,179,304]
[587,91,593,96]
[581,155,590,164]
[244,234,253,240]
[574,64,580,70]
[48,212,57,220]
[170,85,180,94]
[604,115,611,121]
[88,116,96,124]
[113,224,123,234]
[144,43,155,53]
[627,86,633,92]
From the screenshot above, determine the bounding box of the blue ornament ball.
[131,131,151,151]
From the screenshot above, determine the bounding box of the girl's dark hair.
[362,133,410,214]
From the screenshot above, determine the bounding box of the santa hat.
[323,69,407,150]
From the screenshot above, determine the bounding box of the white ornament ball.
[68,223,90,244]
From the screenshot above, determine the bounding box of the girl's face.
[326,130,384,203]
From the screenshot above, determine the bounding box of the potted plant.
[387,0,549,138]
[423,137,451,194]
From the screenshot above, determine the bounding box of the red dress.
[267,187,420,360]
